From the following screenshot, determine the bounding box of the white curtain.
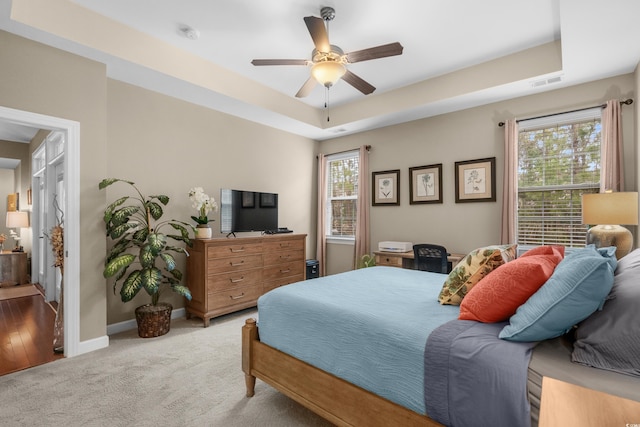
[501,119,518,244]
[601,99,625,191]
[353,145,371,268]
[316,154,327,277]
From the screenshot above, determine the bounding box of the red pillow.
[459,246,564,323]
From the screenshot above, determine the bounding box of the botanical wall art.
[454,157,496,203]
[409,164,443,204]
[6,193,18,211]
[372,169,400,206]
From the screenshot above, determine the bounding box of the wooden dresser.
[185,234,306,327]
[0,251,29,287]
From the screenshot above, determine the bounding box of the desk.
[374,250,465,271]
[0,251,29,286]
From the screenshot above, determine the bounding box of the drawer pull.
[280,269,291,274]
[280,255,291,260]
[230,292,245,300]
[230,276,244,283]
[230,260,245,267]
[280,243,291,248]
[230,247,245,253]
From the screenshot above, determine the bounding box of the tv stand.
[185,234,307,326]
[226,231,237,238]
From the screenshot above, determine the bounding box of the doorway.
[0,105,80,358]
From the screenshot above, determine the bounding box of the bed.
[242,246,640,427]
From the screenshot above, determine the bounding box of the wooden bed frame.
[242,318,443,427]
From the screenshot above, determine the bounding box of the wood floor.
[0,290,63,376]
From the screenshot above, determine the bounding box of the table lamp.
[582,192,639,259]
[6,211,29,252]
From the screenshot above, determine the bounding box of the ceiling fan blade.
[251,59,308,66]
[295,77,317,98]
[345,42,404,63]
[304,16,330,53]
[342,70,376,95]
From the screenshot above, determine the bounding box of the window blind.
[517,109,602,248]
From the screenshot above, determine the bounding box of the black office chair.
[413,244,449,274]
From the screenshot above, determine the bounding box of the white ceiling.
[0,0,639,141]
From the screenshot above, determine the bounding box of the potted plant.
[359,253,376,268]
[99,178,193,338]
[188,187,218,239]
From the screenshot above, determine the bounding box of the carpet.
[0,284,40,301]
[0,308,333,427]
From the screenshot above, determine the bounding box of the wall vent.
[531,75,562,88]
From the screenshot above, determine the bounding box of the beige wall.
[320,75,637,275]
[0,167,14,245]
[105,80,317,324]
[0,30,108,341]
[0,140,30,244]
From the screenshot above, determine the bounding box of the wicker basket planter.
[135,303,173,338]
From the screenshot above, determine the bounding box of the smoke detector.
[179,25,200,40]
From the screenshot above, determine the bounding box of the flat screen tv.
[220,189,278,234]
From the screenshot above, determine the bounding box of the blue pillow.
[499,246,616,342]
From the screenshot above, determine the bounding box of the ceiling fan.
[251,6,404,98]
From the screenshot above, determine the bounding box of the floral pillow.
[438,246,506,305]
[484,243,518,263]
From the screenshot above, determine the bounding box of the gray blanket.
[424,320,536,427]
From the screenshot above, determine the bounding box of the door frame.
[0,105,80,357]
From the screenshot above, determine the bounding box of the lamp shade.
[6,211,29,228]
[311,61,346,87]
[582,192,639,225]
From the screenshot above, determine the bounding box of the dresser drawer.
[263,238,304,253]
[263,261,305,281]
[208,269,262,292]
[209,283,262,309]
[207,254,263,274]
[375,253,403,267]
[207,242,262,259]
[263,274,304,293]
[263,248,304,266]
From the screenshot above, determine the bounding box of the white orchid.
[188,187,218,225]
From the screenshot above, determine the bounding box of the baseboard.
[77,334,109,356]
[106,307,187,336]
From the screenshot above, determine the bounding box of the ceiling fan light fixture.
[311,60,346,87]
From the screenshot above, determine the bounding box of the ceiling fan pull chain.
[325,86,331,122]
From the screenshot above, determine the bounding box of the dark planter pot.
[135,302,173,338]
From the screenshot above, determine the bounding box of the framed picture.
[7,193,18,212]
[454,157,496,203]
[260,192,277,208]
[409,164,443,204]
[241,191,255,208]
[372,170,400,206]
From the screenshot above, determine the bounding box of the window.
[517,108,602,249]
[326,151,359,239]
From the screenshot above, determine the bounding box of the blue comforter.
[258,266,459,414]
[258,266,535,426]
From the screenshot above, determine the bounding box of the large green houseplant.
[99,178,193,337]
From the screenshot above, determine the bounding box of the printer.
[378,241,413,253]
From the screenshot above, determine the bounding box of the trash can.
[306,259,319,279]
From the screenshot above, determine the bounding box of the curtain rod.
[316,145,371,159]
[498,98,634,127]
